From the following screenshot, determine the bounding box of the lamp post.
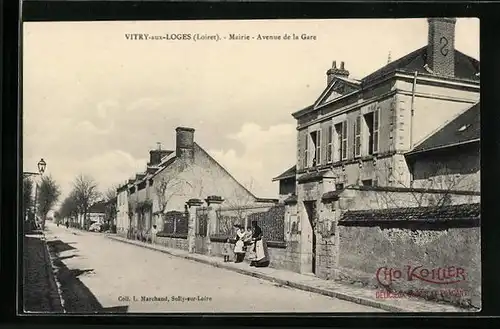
[24,158,46,230]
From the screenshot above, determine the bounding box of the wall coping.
[157,232,188,239]
[209,235,287,248]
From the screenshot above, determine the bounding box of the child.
[222,238,231,262]
[151,225,158,244]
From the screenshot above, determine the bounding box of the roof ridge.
[193,142,258,199]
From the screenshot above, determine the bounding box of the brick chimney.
[148,148,172,166]
[326,61,350,85]
[176,127,195,163]
[426,18,457,77]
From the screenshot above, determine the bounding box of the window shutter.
[341,120,348,160]
[316,129,322,165]
[326,124,333,163]
[321,123,329,165]
[297,129,307,170]
[355,115,362,157]
[373,106,380,154]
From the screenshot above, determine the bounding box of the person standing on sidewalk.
[151,225,158,245]
[250,220,270,267]
[222,239,231,262]
[233,224,246,263]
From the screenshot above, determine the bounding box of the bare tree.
[154,169,188,230]
[59,191,79,226]
[37,175,61,230]
[103,184,119,229]
[215,178,258,234]
[73,174,101,230]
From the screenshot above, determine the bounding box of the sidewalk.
[23,231,65,313]
[106,234,470,313]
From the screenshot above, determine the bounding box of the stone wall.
[338,185,480,211]
[337,223,480,309]
[156,235,188,251]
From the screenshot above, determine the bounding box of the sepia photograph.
[22,18,480,314]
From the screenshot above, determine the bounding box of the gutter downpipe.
[410,71,418,150]
[409,71,418,188]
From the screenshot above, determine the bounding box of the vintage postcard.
[22,18,480,314]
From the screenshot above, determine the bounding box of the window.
[335,183,344,190]
[316,130,321,165]
[364,112,375,155]
[334,123,343,162]
[362,179,373,186]
[341,121,348,160]
[355,116,362,157]
[327,125,333,163]
[309,130,321,166]
[373,107,380,154]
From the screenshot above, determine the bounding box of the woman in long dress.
[250,220,270,267]
[233,224,246,263]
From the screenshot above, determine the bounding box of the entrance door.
[303,201,317,274]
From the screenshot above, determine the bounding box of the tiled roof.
[339,203,480,223]
[89,201,107,214]
[272,165,296,182]
[362,46,480,85]
[409,102,480,155]
[297,170,332,183]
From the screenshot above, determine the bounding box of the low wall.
[337,222,481,309]
[156,233,188,251]
[206,237,297,271]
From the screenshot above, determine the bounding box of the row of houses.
[113,18,480,308]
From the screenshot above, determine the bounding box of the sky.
[23,18,479,204]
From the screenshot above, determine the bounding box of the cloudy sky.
[23,18,479,203]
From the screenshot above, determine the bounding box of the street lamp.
[37,158,46,175]
[25,158,46,230]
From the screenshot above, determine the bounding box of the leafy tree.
[37,175,61,230]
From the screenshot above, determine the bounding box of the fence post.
[205,195,224,255]
[187,198,203,253]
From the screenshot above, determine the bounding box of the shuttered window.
[341,121,348,160]
[373,106,380,154]
[327,125,333,163]
[355,116,362,157]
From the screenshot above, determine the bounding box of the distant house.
[87,200,106,226]
[406,102,480,192]
[117,127,268,238]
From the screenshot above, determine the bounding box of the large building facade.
[286,18,480,274]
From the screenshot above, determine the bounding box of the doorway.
[303,201,317,274]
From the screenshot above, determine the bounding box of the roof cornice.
[406,138,480,156]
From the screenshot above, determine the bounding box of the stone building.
[406,101,480,192]
[116,127,262,237]
[275,17,480,275]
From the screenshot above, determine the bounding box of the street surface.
[44,222,382,313]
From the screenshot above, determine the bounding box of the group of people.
[223,220,270,268]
